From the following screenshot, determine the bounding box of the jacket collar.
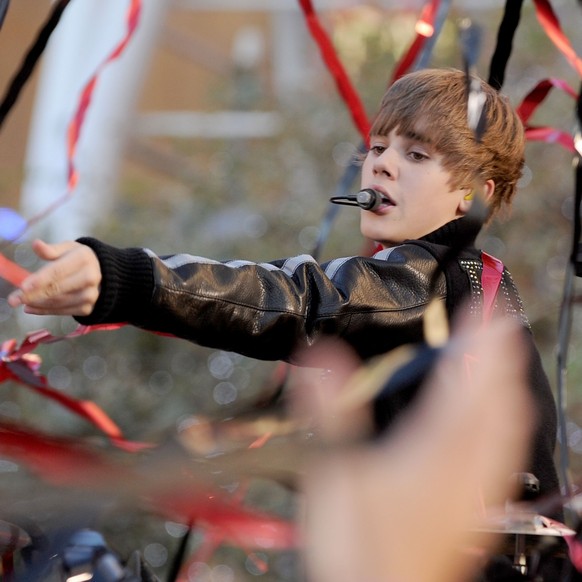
[417,217,481,248]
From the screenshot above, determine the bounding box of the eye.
[408,150,429,162]
[369,145,387,156]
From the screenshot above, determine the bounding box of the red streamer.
[516,77,577,124]
[67,0,141,191]
[525,126,576,152]
[390,0,440,84]
[0,252,29,287]
[0,421,298,576]
[0,246,172,449]
[516,78,578,152]
[297,0,370,142]
[532,0,582,79]
[0,327,147,452]
[296,0,441,143]
[0,422,135,488]
[0,0,147,454]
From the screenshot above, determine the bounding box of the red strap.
[481,251,504,325]
[462,252,504,519]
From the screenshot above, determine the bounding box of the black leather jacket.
[76,220,475,361]
[76,217,559,501]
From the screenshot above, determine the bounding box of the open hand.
[7,239,102,316]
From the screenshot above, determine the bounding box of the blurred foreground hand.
[292,313,534,582]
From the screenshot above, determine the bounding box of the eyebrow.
[402,129,433,145]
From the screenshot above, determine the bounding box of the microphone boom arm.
[330,188,387,211]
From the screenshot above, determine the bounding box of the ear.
[457,180,495,216]
[482,179,495,201]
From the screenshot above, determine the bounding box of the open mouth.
[368,188,395,212]
[378,195,394,207]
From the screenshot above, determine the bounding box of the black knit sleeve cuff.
[74,237,155,325]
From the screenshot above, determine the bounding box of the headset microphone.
[330,188,387,210]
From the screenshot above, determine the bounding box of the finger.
[7,290,23,307]
[21,288,99,316]
[24,304,91,317]
[31,239,78,261]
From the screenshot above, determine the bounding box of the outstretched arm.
[8,237,442,362]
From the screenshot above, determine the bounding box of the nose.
[372,147,397,179]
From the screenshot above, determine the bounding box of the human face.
[359,128,468,248]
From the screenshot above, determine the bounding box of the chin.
[361,224,400,245]
[361,214,394,239]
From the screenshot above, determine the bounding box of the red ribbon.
[0,248,168,450]
[0,252,29,287]
[156,492,297,550]
[525,126,576,152]
[0,422,134,488]
[297,0,441,143]
[390,0,440,84]
[516,77,577,123]
[516,77,578,152]
[532,0,582,79]
[67,0,141,191]
[0,421,298,560]
[0,327,146,452]
[297,0,371,142]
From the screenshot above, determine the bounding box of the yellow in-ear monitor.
[464,190,474,201]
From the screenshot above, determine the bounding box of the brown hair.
[369,68,525,219]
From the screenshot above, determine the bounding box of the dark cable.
[0,0,72,131]
[487,0,525,91]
